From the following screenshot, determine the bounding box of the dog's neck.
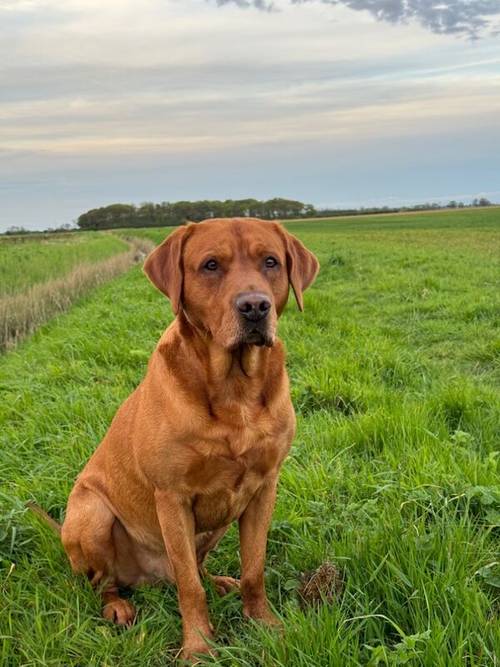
[176,310,272,380]
[157,313,286,415]
[157,315,288,423]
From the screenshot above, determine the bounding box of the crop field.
[1,208,499,666]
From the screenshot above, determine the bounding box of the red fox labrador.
[59,217,319,660]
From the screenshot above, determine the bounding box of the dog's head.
[144,217,319,349]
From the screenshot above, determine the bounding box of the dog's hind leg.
[101,587,136,626]
[208,574,241,596]
[61,484,136,626]
[196,527,241,596]
[195,527,229,567]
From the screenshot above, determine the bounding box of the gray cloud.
[215,0,274,9]
[215,0,500,37]
[2,0,500,230]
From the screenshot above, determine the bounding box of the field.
[1,208,499,666]
[0,233,127,296]
[0,233,153,351]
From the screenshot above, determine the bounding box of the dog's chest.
[187,419,290,533]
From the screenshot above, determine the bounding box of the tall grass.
[0,233,128,297]
[0,237,154,351]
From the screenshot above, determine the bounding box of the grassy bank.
[0,210,499,665]
[0,233,127,297]
[0,237,154,352]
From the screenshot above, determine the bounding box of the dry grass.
[298,562,345,608]
[0,237,154,352]
[0,233,128,297]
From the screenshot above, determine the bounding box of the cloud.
[215,0,274,9]
[1,0,500,230]
[2,60,499,156]
[214,0,500,37]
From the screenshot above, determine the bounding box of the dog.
[50,217,318,660]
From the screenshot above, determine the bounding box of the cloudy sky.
[1,0,500,231]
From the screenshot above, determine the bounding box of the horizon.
[3,191,499,234]
[4,197,499,235]
[2,0,500,232]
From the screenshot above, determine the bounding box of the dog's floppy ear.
[278,226,319,311]
[143,225,192,314]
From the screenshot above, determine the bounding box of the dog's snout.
[235,292,271,322]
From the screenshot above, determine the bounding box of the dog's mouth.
[227,327,274,350]
[223,310,276,350]
[241,325,274,348]
[245,329,269,347]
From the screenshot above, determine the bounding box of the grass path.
[1,214,499,666]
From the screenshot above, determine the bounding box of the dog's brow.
[245,240,283,258]
[187,241,234,265]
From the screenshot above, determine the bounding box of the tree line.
[317,198,494,218]
[76,199,315,230]
[2,196,495,236]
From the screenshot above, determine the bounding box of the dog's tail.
[26,501,61,535]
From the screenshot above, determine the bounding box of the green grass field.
[0,233,127,297]
[1,209,499,666]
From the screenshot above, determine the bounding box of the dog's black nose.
[235,292,271,322]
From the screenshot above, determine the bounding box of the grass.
[0,233,127,297]
[0,238,154,352]
[1,208,499,666]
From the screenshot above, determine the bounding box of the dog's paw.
[211,575,240,597]
[244,606,283,631]
[180,641,216,664]
[102,598,136,627]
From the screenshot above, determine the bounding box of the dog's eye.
[264,256,278,268]
[204,259,218,271]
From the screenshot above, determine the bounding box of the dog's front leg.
[238,474,282,627]
[155,489,213,661]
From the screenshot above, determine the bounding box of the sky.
[1,0,500,231]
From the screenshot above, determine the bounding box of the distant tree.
[5,225,29,235]
[447,200,458,208]
[137,202,156,227]
[77,204,136,230]
[478,197,491,207]
[46,222,75,233]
